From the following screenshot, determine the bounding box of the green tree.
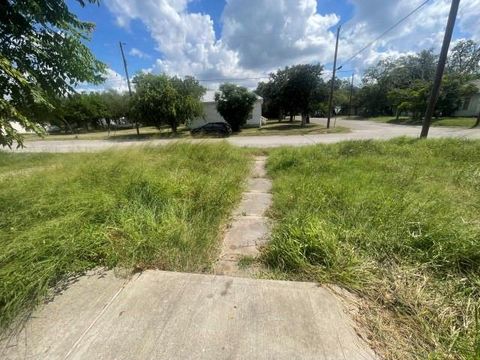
[256,81,283,120]
[215,84,257,132]
[358,46,479,118]
[0,0,106,147]
[258,64,326,125]
[281,64,324,126]
[131,74,204,133]
[448,40,480,77]
[99,90,130,132]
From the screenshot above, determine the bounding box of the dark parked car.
[190,122,232,137]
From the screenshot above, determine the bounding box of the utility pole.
[348,72,354,117]
[420,0,460,138]
[119,41,139,135]
[327,26,341,129]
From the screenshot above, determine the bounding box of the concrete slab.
[1,270,377,359]
[233,192,272,217]
[252,160,267,178]
[223,217,270,250]
[247,178,272,193]
[216,155,273,277]
[0,270,128,360]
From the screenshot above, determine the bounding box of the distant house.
[9,121,34,134]
[189,90,263,129]
[454,79,480,117]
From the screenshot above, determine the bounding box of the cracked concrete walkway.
[1,270,377,360]
[215,156,272,276]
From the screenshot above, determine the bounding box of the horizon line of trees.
[256,39,480,124]
[39,75,259,135]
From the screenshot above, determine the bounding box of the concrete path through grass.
[0,155,378,359]
[1,270,377,360]
[215,156,272,276]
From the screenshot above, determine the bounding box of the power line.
[338,0,432,68]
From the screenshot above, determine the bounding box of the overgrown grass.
[264,138,480,359]
[365,116,478,128]
[0,143,250,330]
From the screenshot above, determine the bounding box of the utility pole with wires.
[420,0,460,138]
[348,72,354,117]
[327,25,341,129]
[119,41,139,135]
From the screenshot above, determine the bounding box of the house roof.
[201,90,262,103]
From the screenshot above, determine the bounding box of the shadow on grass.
[107,130,190,142]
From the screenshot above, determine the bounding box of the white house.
[9,121,34,134]
[189,90,264,129]
[454,79,480,117]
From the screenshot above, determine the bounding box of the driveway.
[6,118,480,152]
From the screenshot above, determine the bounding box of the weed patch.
[0,143,250,330]
[264,138,480,359]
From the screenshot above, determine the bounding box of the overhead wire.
[338,0,432,69]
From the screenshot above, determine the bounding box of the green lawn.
[23,120,348,142]
[364,116,478,128]
[0,143,250,330]
[264,138,480,359]
[238,120,348,136]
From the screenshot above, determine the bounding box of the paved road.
[1,270,377,360]
[5,118,480,152]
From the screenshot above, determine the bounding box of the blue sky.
[70,0,479,91]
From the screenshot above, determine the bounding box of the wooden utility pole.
[348,72,354,117]
[327,26,341,129]
[420,0,460,138]
[119,41,139,135]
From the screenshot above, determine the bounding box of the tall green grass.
[264,138,480,359]
[0,143,250,330]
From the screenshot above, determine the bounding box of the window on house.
[462,97,471,110]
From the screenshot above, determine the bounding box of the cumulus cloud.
[129,48,151,59]
[221,0,339,69]
[103,0,480,87]
[104,0,244,82]
[340,0,479,71]
[77,68,129,93]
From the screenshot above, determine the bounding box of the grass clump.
[0,143,250,330]
[365,116,478,128]
[264,138,480,359]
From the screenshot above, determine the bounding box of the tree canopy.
[256,64,326,125]
[131,74,205,132]
[215,84,257,132]
[0,0,106,147]
[357,43,480,118]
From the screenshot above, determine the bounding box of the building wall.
[454,94,480,117]
[189,99,263,129]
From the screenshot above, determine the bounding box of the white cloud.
[103,0,480,87]
[129,48,151,59]
[339,0,480,72]
[221,0,339,69]
[105,0,244,82]
[77,68,129,93]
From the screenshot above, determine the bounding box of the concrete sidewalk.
[1,270,377,360]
